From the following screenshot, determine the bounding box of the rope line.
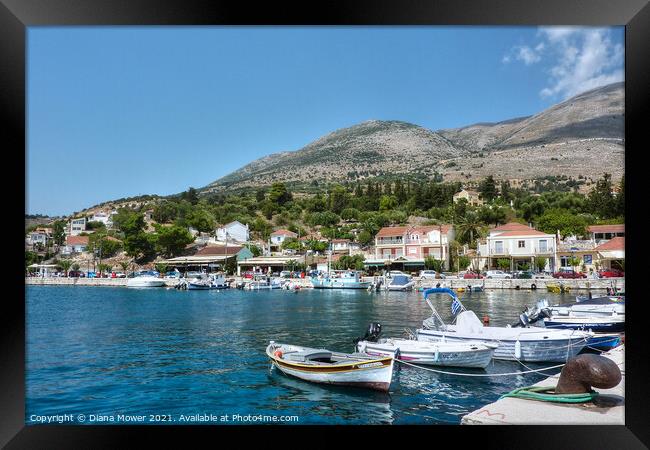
[499,385,598,403]
[395,358,565,377]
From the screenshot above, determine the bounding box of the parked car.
[599,268,625,278]
[485,270,512,279]
[553,269,586,279]
[280,270,292,278]
[420,270,445,279]
[513,271,534,279]
[68,270,85,278]
[463,272,484,279]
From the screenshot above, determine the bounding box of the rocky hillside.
[203,82,624,193]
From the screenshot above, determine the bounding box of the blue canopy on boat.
[422,287,458,301]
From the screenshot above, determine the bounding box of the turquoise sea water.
[26,286,573,425]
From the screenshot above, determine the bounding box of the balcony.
[404,238,441,245]
[488,246,555,256]
[376,238,403,245]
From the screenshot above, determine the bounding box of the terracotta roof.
[195,245,243,256]
[376,226,409,237]
[66,236,89,246]
[376,224,451,237]
[588,224,625,233]
[492,222,534,232]
[595,237,625,251]
[495,229,551,237]
[270,229,298,237]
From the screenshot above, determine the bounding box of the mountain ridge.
[202,81,624,193]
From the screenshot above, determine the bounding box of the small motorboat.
[126,271,166,288]
[266,341,394,392]
[311,270,371,289]
[386,274,416,291]
[417,288,592,362]
[246,276,284,290]
[355,323,496,369]
[187,273,229,290]
[526,300,625,333]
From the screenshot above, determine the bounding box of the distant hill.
[202,82,624,194]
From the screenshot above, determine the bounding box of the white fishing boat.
[386,274,416,291]
[549,296,625,318]
[358,338,497,369]
[527,300,625,333]
[246,276,284,290]
[266,341,394,392]
[126,271,166,288]
[416,288,592,362]
[311,270,371,289]
[187,273,229,290]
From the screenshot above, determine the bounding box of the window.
[560,256,570,267]
[518,240,525,248]
[494,241,504,253]
[583,254,592,264]
[538,240,547,252]
[409,247,417,254]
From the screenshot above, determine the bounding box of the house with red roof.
[370,224,454,270]
[61,235,89,255]
[595,237,625,271]
[587,224,624,242]
[481,222,556,272]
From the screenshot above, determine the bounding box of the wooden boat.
[266,342,394,392]
[357,338,497,369]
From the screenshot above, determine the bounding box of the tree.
[58,259,73,277]
[455,211,482,246]
[497,258,511,271]
[268,182,292,205]
[155,263,168,274]
[186,208,215,233]
[340,208,360,221]
[568,256,581,272]
[479,176,498,202]
[424,256,444,272]
[181,187,199,205]
[97,262,112,276]
[586,173,616,219]
[52,220,66,246]
[119,261,131,275]
[223,257,237,275]
[86,221,107,231]
[357,230,373,247]
[328,185,349,214]
[534,257,547,272]
[155,225,194,257]
[281,238,303,251]
[152,201,179,223]
[458,255,471,271]
[616,175,624,217]
[255,189,266,203]
[71,263,80,272]
[379,195,398,212]
[87,233,123,258]
[536,208,588,239]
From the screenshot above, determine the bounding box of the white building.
[331,239,361,253]
[216,221,250,243]
[479,222,556,272]
[67,217,87,236]
[60,235,89,255]
[26,230,49,247]
[89,211,116,228]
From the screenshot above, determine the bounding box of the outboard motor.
[511,307,530,328]
[353,322,382,343]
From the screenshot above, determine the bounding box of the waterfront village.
[25,174,624,290]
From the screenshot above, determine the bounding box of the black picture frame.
[3,0,648,447]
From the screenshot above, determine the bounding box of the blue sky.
[27,26,624,216]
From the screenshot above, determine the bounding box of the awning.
[598,250,624,260]
[159,255,231,264]
[237,257,303,266]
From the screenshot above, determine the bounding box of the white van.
[485,270,512,279]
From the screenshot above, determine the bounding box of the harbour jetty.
[25,276,623,291]
[461,345,624,425]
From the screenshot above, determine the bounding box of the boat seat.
[284,349,332,363]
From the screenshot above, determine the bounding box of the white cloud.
[506,27,624,100]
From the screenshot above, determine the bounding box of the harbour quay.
[461,345,624,425]
[24,275,623,292]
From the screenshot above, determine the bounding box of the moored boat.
[311,271,371,289]
[126,271,166,288]
[266,341,394,392]
[358,338,497,369]
[187,273,229,290]
[386,274,416,291]
[416,288,592,362]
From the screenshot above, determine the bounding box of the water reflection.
[26,286,572,424]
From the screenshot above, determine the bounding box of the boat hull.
[585,334,622,351]
[543,319,625,333]
[311,280,371,289]
[267,344,393,392]
[416,329,589,362]
[126,278,166,288]
[360,340,496,369]
[187,284,229,290]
